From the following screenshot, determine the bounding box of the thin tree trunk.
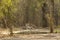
[46,0,54,33]
[7,7,13,36]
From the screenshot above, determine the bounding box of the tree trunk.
[7,7,13,36]
[46,0,54,33]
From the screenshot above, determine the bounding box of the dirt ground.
[0,33,60,40]
[0,28,60,40]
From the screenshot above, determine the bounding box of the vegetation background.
[0,0,60,36]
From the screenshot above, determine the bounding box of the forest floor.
[0,33,60,40]
[0,28,60,40]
